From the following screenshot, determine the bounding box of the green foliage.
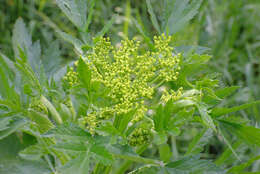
[0,0,260,173]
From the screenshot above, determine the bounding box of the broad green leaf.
[58,152,90,174]
[185,128,213,155]
[28,110,54,133]
[166,0,203,34]
[153,104,164,132]
[109,144,162,166]
[0,66,16,100]
[0,118,27,140]
[19,144,44,161]
[211,100,260,117]
[159,143,171,162]
[44,123,92,142]
[165,155,223,173]
[55,0,87,29]
[90,145,114,165]
[53,142,89,152]
[77,58,91,89]
[0,117,13,131]
[215,86,240,99]
[146,0,161,33]
[219,120,260,147]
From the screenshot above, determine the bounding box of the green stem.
[171,136,178,160]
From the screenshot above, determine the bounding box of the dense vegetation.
[0,0,260,173]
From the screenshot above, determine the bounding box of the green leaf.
[12,18,42,73]
[215,141,242,166]
[41,40,65,79]
[96,16,115,37]
[146,0,161,33]
[57,30,83,54]
[185,128,213,155]
[215,86,240,99]
[53,142,89,152]
[165,155,223,173]
[28,110,54,133]
[211,100,260,117]
[55,0,87,29]
[0,117,13,131]
[197,104,216,131]
[166,0,202,34]
[44,123,92,142]
[19,144,44,161]
[228,155,260,173]
[219,120,260,147]
[0,118,27,140]
[77,58,91,89]
[90,145,114,165]
[159,143,171,163]
[58,152,90,174]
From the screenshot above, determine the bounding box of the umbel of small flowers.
[64,34,183,146]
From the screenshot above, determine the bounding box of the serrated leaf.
[211,101,260,117]
[28,110,54,133]
[41,40,64,79]
[12,18,42,73]
[165,155,223,173]
[185,128,213,155]
[0,118,27,140]
[53,142,89,152]
[44,123,92,142]
[55,0,87,29]
[219,120,260,147]
[19,144,44,161]
[90,145,114,165]
[58,152,90,174]
[215,86,240,99]
[0,117,13,131]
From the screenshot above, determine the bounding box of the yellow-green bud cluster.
[63,67,79,87]
[82,34,181,123]
[161,87,183,103]
[153,35,181,81]
[29,98,48,115]
[128,127,152,147]
[81,107,114,134]
[82,112,98,135]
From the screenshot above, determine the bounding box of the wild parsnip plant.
[1,0,260,174]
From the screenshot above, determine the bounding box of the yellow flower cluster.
[29,98,48,115]
[83,34,181,122]
[63,67,79,87]
[161,87,183,103]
